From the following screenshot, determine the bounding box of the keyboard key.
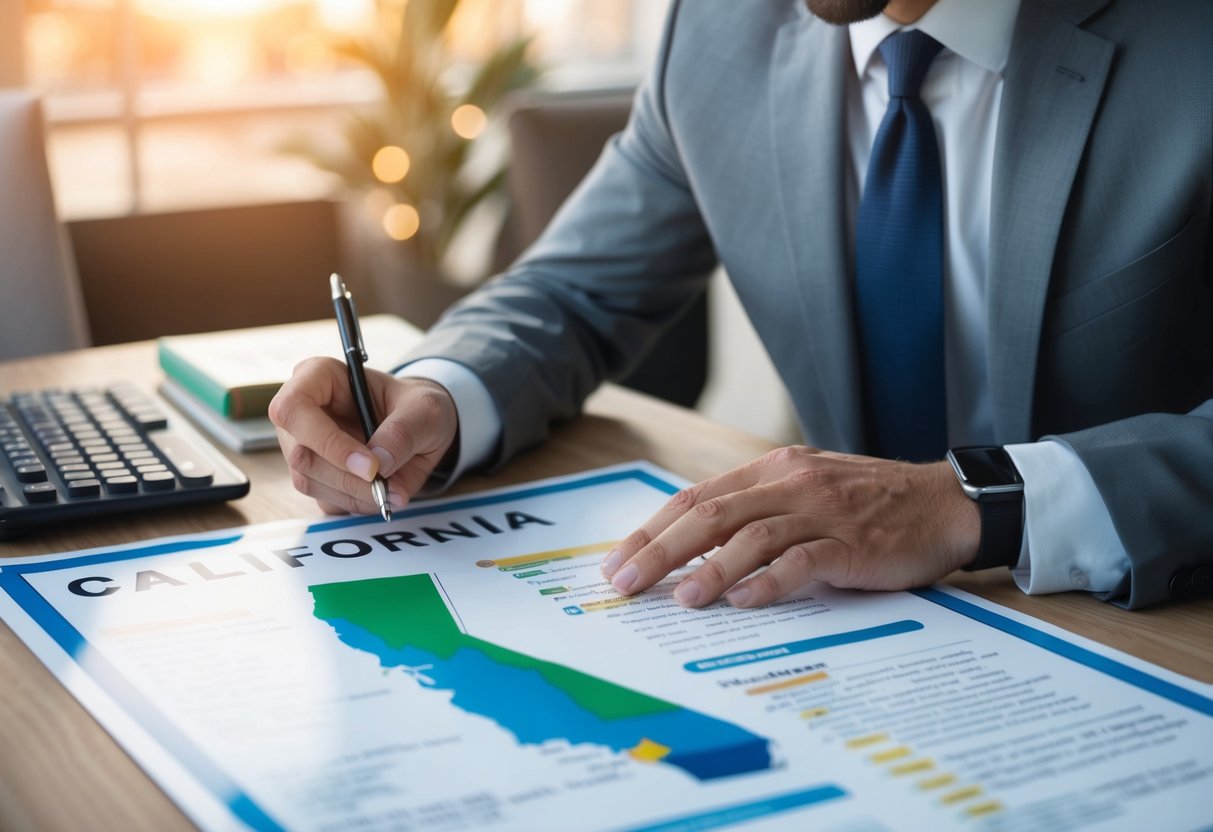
[131,411,169,431]
[16,464,47,483]
[140,471,176,491]
[66,479,102,499]
[63,471,98,482]
[59,463,93,474]
[103,476,139,495]
[23,482,58,503]
[149,434,216,487]
[112,389,170,428]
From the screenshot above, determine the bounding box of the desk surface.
[2,341,1211,832]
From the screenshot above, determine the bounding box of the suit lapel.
[769,13,865,451]
[988,0,1114,442]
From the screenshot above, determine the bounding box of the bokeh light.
[383,203,421,241]
[372,146,411,184]
[450,104,487,140]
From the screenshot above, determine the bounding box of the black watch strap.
[964,498,1023,571]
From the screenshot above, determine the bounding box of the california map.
[310,574,773,780]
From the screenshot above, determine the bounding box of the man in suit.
[271,0,1212,610]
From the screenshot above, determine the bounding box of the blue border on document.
[0,466,678,831]
[912,587,1213,717]
[618,784,848,832]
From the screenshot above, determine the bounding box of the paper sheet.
[1,463,1209,831]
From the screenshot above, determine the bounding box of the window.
[18,0,669,219]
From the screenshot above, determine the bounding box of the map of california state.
[311,574,773,780]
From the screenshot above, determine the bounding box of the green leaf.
[405,0,461,42]
[295,0,540,278]
[464,37,543,108]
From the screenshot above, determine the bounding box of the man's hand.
[600,446,981,607]
[269,357,458,515]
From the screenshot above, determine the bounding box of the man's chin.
[805,0,891,25]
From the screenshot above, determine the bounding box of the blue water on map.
[324,617,772,780]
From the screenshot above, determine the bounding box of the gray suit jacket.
[408,0,1213,609]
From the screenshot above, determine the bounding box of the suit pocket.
[1050,214,1197,334]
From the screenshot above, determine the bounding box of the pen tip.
[329,273,344,299]
[370,477,391,522]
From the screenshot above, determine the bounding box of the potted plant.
[287,0,542,324]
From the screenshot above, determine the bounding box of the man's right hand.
[268,357,458,516]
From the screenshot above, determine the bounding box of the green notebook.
[157,315,424,419]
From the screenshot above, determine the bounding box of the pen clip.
[348,292,369,363]
[331,273,369,362]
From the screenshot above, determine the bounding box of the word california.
[67,510,554,598]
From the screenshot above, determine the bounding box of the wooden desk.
[2,342,1210,831]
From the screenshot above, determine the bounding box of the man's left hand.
[600,446,982,608]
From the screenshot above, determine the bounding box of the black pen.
[330,273,392,521]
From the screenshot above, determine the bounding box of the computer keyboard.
[0,384,249,537]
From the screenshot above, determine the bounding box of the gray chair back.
[499,89,709,407]
[0,91,90,359]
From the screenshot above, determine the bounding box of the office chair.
[70,201,340,345]
[496,89,711,408]
[0,91,91,359]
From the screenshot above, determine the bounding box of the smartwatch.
[946,446,1024,570]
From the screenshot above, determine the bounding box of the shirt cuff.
[396,358,501,487]
[1004,439,1131,595]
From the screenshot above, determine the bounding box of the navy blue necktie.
[854,30,946,462]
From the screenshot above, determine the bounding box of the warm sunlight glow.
[26,13,79,82]
[284,32,336,76]
[383,203,421,241]
[315,0,375,32]
[137,0,278,19]
[181,31,257,86]
[372,146,411,184]
[450,104,487,140]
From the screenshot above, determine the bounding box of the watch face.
[952,447,1022,488]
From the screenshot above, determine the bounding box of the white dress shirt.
[401,0,1131,596]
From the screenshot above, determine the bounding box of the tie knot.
[879,29,943,99]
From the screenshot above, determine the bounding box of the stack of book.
[158,315,424,452]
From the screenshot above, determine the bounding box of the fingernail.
[389,491,406,510]
[601,548,625,577]
[370,446,395,475]
[612,564,639,595]
[725,586,752,607]
[346,452,376,482]
[674,579,702,608]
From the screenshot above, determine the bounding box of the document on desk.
[0,463,1209,832]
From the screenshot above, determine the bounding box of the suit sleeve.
[1051,215,1213,609]
[401,0,716,467]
